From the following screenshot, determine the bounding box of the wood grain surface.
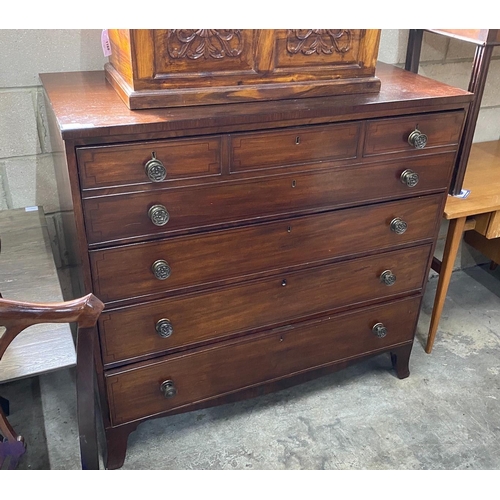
[90,194,443,305]
[444,141,500,219]
[99,244,431,365]
[104,29,381,108]
[105,296,420,426]
[40,64,472,469]
[39,63,471,143]
[82,153,455,247]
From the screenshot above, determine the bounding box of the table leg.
[426,217,467,353]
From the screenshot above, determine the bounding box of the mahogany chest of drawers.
[41,63,471,469]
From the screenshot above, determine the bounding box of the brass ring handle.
[408,128,428,149]
[400,169,419,187]
[156,318,173,338]
[160,380,177,399]
[145,154,167,182]
[372,323,387,338]
[380,270,396,286]
[152,260,171,280]
[390,217,408,235]
[148,204,170,226]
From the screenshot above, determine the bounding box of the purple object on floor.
[0,437,26,470]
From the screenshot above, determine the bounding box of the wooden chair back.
[0,293,104,469]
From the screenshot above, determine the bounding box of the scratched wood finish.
[105,29,381,109]
[0,209,76,383]
[40,64,472,469]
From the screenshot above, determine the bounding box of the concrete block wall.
[1,29,499,271]
[0,30,107,266]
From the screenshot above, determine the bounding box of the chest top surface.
[40,63,472,143]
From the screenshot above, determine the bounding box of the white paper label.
[453,189,471,199]
[101,29,112,57]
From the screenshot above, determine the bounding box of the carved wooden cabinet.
[41,63,471,469]
[105,29,381,108]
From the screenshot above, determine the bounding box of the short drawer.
[230,122,360,173]
[83,152,454,245]
[363,111,464,157]
[90,194,443,304]
[77,136,222,189]
[99,245,431,365]
[105,296,420,425]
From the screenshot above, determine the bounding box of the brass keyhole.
[282,279,287,287]
[287,226,292,233]
[295,136,300,145]
[292,180,296,188]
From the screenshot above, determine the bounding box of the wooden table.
[0,207,75,384]
[426,140,500,353]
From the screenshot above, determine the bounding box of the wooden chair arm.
[0,293,104,328]
[0,293,104,360]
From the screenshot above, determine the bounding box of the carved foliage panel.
[275,29,363,69]
[153,29,256,74]
[149,29,371,86]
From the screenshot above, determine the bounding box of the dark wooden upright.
[40,62,472,469]
[405,29,500,195]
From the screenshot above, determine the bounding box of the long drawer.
[105,296,420,426]
[82,153,454,245]
[90,194,443,304]
[99,244,430,365]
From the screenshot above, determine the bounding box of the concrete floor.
[3,262,500,470]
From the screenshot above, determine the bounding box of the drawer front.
[77,136,222,189]
[99,245,431,364]
[83,153,454,245]
[474,211,500,239]
[363,111,464,157]
[90,194,443,303]
[230,122,360,172]
[106,296,420,425]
